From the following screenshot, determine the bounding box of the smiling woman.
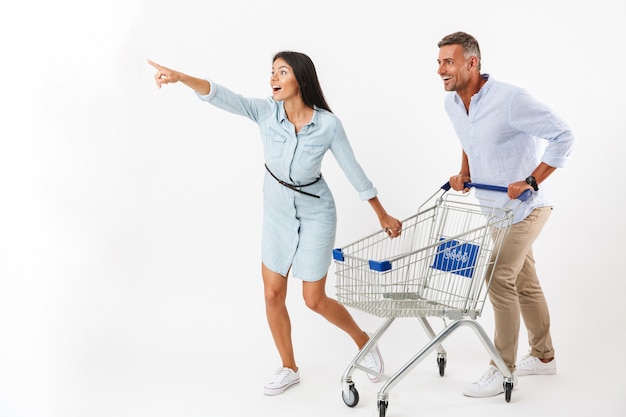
[147,51,402,396]
[270,60,314,133]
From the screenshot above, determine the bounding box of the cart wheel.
[378,400,388,417]
[342,383,359,407]
[503,381,513,402]
[437,356,447,377]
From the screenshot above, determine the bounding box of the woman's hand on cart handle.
[381,214,402,239]
[368,197,402,239]
[441,181,531,202]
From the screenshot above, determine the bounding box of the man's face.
[437,44,472,92]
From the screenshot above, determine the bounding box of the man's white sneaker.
[361,333,384,383]
[515,354,556,376]
[263,367,300,396]
[463,365,517,398]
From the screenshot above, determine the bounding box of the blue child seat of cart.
[431,237,480,278]
[332,248,344,261]
[368,259,392,272]
[332,248,393,271]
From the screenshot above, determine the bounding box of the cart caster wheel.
[342,383,359,407]
[437,356,447,377]
[378,400,388,417]
[504,381,513,402]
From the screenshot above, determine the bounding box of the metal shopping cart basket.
[332,182,530,416]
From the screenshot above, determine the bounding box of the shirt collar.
[277,101,287,123]
[476,73,491,98]
[277,102,318,126]
[453,73,492,106]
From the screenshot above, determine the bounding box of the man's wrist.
[525,175,539,191]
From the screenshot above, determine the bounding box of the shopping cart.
[332,182,530,417]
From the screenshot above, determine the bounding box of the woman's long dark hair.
[273,51,332,113]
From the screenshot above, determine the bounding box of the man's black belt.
[264,164,321,198]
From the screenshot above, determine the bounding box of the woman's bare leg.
[262,263,297,371]
[302,275,369,348]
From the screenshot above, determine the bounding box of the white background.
[1,1,623,416]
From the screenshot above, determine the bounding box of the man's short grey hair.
[438,31,482,71]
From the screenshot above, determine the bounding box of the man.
[436,31,575,398]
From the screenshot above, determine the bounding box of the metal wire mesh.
[334,190,514,319]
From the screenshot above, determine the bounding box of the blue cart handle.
[441,181,531,202]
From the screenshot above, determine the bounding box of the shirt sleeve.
[509,90,576,168]
[196,80,271,124]
[329,117,378,201]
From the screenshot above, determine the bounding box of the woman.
[148,51,402,395]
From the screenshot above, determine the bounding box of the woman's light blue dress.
[198,82,377,281]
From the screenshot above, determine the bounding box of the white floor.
[0,281,622,417]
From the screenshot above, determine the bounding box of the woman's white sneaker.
[263,367,300,396]
[361,332,384,382]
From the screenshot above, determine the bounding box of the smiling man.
[436,31,576,398]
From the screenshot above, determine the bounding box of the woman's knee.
[303,285,328,312]
[264,286,286,308]
[302,277,328,312]
[262,265,288,307]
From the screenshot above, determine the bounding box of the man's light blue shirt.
[444,74,575,223]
